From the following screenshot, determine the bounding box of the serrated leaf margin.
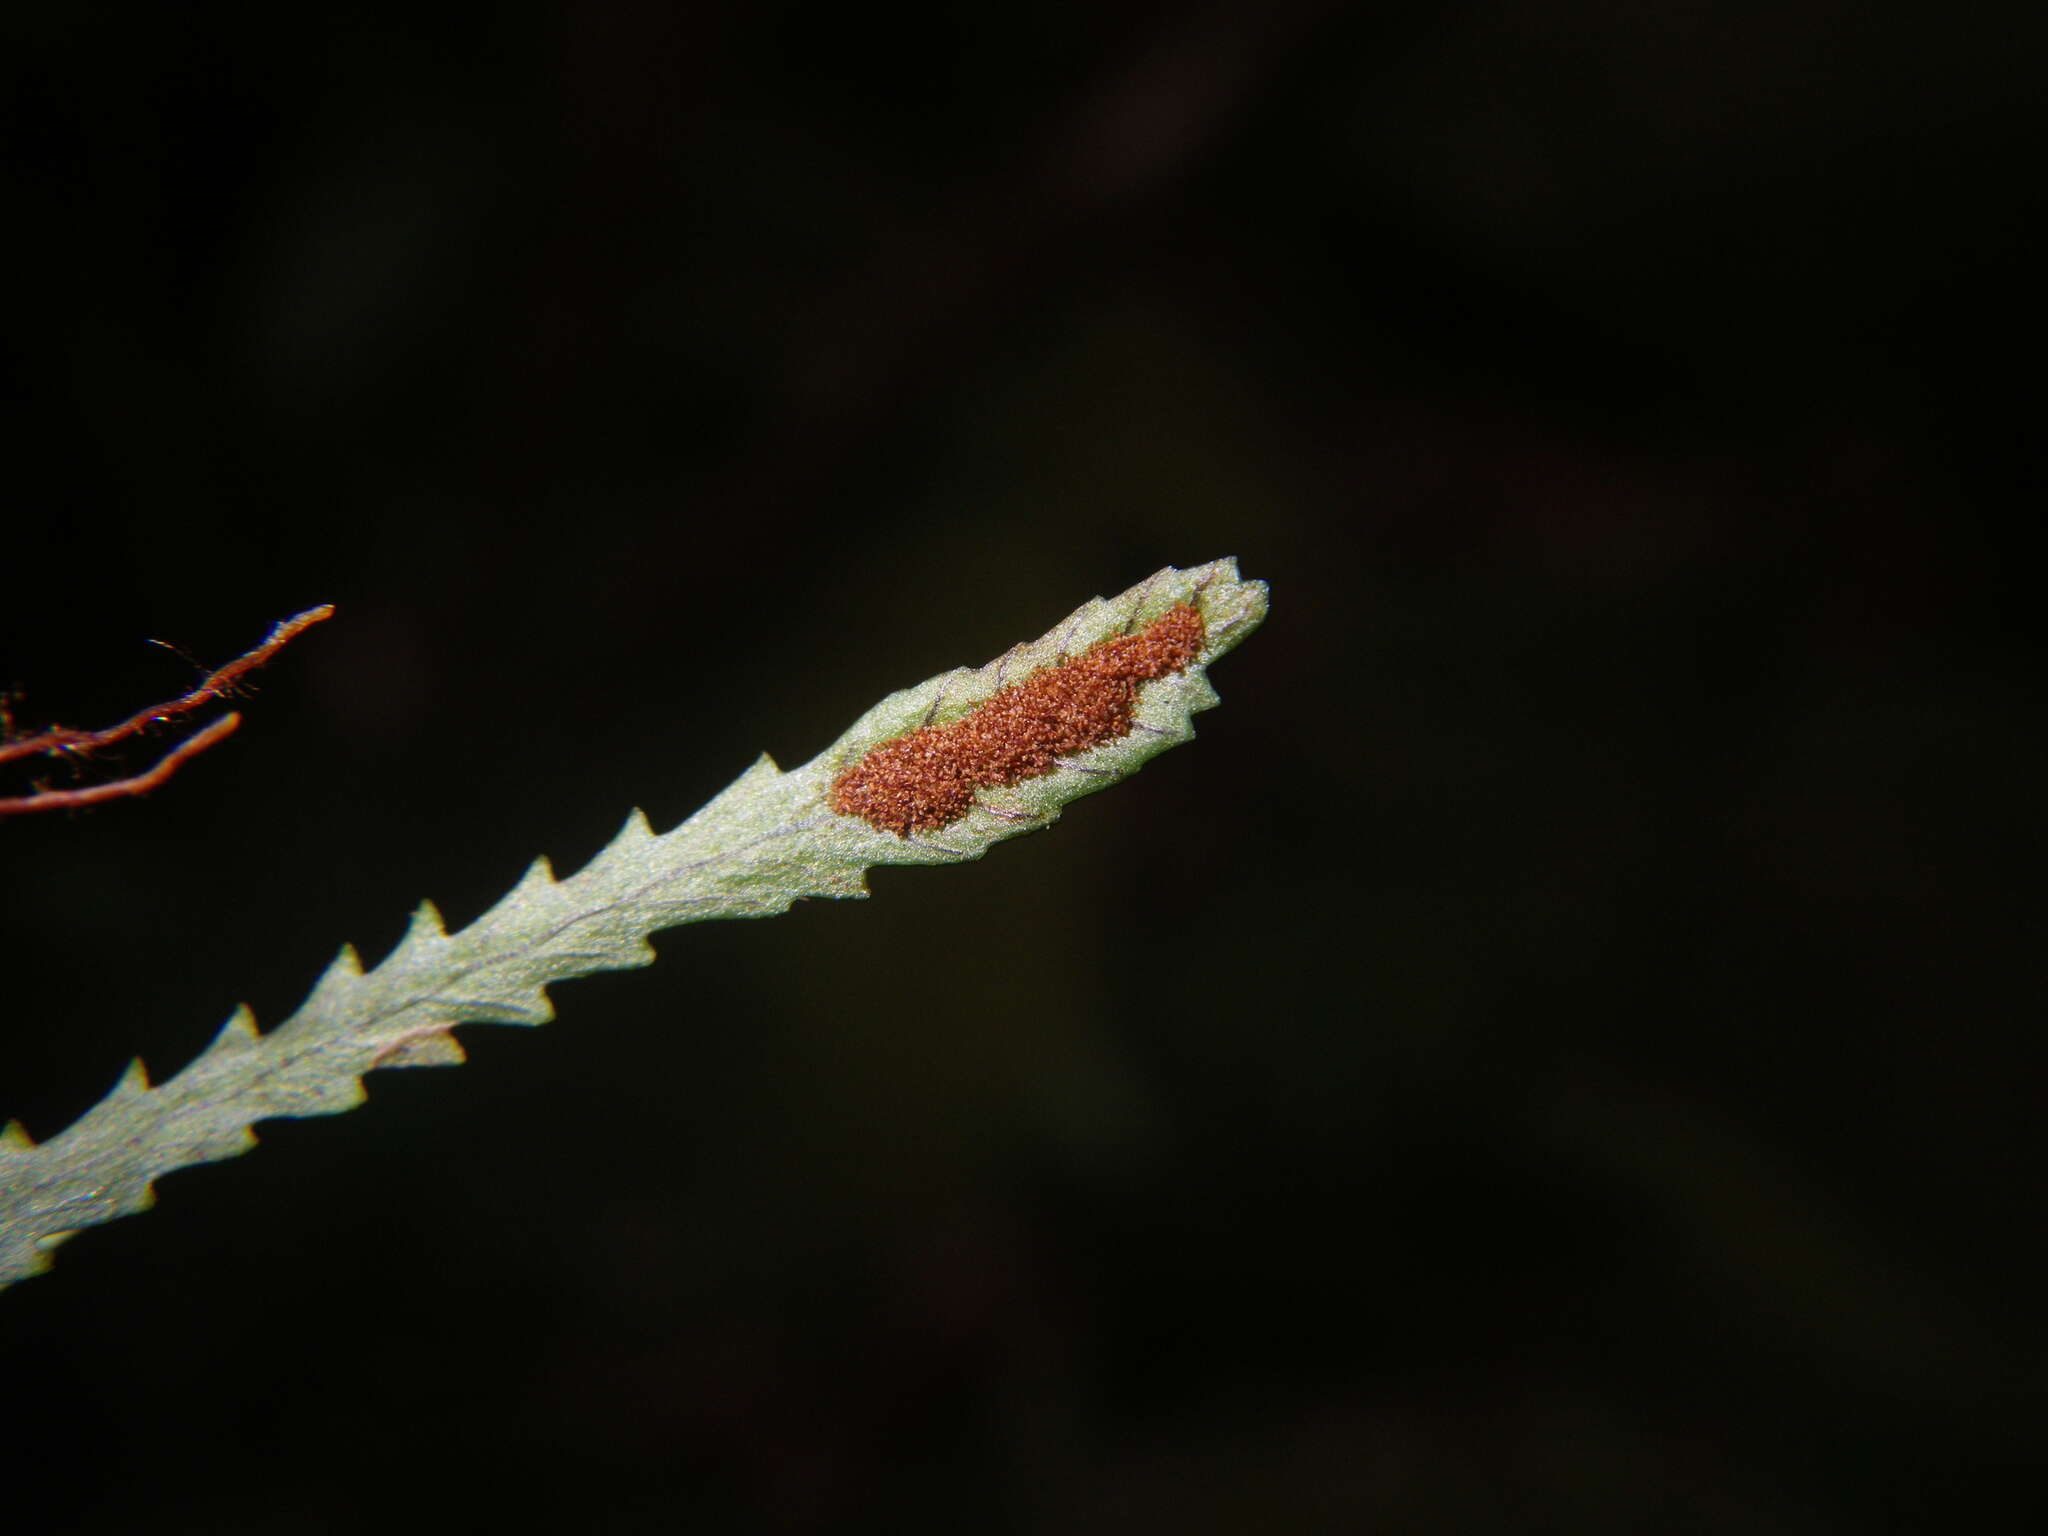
[0,559,1267,1287]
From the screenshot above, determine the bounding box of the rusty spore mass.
[830,603,1207,838]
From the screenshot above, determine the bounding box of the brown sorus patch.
[831,602,1207,838]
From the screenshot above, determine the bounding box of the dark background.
[2,3,2042,1531]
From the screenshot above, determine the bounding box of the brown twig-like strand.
[0,714,243,816]
[0,604,333,768]
[0,603,333,818]
[830,602,1206,837]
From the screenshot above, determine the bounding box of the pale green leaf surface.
[0,559,1267,1288]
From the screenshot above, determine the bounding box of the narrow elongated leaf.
[0,559,1267,1288]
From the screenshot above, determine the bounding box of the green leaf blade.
[0,558,1266,1288]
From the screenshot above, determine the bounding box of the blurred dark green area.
[2,2,2042,1530]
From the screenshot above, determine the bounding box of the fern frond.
[0,559,1267,1288]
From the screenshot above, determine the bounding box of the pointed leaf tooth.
[161,1007,260,1093]
[111,1057,152,1099]
[480,853,558,914]
[1,1119,33,1150]
[214,1004,262,1049]
[468,855,562,940]
[801,863,869,899]
[6,1241,55,1278]
[262,1069,367,1118]
[573,807,659,885]
[611,807,656,853]
[372,900,450,978]
[374,1031,468,1069]
[540,933,656,976]
[432,988,554,1026]
[290,943,368,1019]
[191,1124,259,1161]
